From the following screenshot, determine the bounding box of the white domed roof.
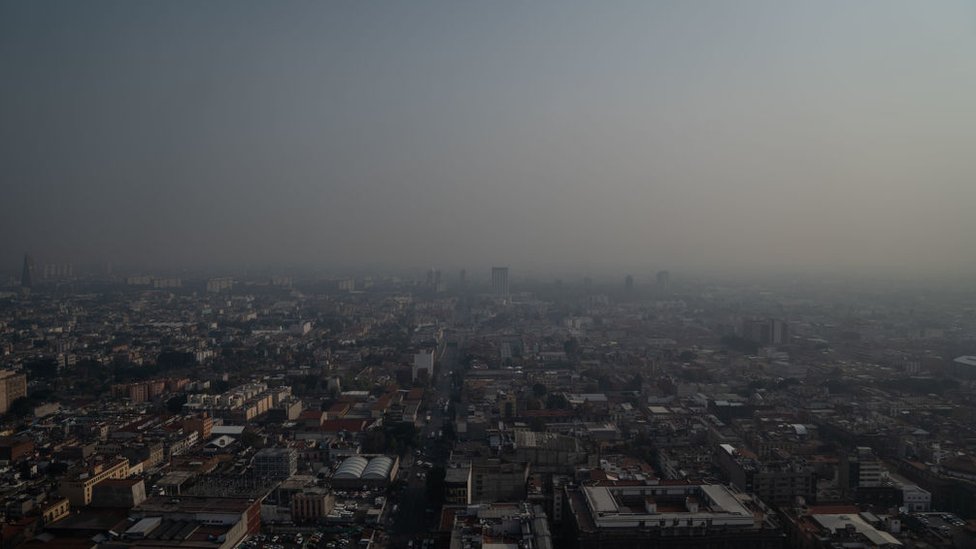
[334,456,369,479]
[362,456,393,480]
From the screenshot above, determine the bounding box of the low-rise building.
[445,464,473,505]
[564,481,786,549]
[0,369,27,414]
[716,443,816,506]
[472,460,529,503]
[0,436,34,462]
[447,503,552,549]
[90,478,147,508]
[253,448,298,480]
[59,459,130,506]
[41,498,70,525]
[291,489,335,523]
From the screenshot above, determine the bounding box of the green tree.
[156,350,197,370]
[442,422,457,441]
[25,358,58,379]
[165,394,188,414]
[6,397,31,418]
[383,423,418,454]
[546,393,569,409]
[720,335,759,355]
[632,373,644,391]
[211,379,231,393]
[362,431,387,453]
[240,430,265,450]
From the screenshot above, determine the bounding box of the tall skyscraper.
[20,254,34,291]
[656,270,670,291]
[43,263,73,279]
[624,275,634,291]
[491,267,509,296]
[741,318,790,346]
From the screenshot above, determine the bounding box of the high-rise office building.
[425,268,442,288]
[839,447,884,497]
[491,267,509,296]
[20,254,34,289]
[43,263,73,279]
[624,275,634,291]
[741,318,790,346]
[413,351,434,382]
[656,270,670,291]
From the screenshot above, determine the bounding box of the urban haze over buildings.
[3,1,976,277]
[6,4,976,548]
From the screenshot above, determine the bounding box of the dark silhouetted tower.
[20,254,34,290]
[741,318,790,346]
[491,267,509,296]
[625,275,634,291]
[656,270,670,291]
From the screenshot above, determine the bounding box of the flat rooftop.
[135,495,254,515]
[813,514,901,547]
[581,484,756,529]
[45,509,129,532]
[445,467,471,483]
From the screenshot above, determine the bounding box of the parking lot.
[236,530,365,549]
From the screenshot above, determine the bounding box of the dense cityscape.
[1,260,976,548]
[4,1,976,548]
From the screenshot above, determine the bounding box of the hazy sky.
[3,1,975,275]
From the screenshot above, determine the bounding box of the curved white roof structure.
[362,456,394,480]
[334,456,369,479]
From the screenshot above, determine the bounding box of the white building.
[413,351,434,381]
